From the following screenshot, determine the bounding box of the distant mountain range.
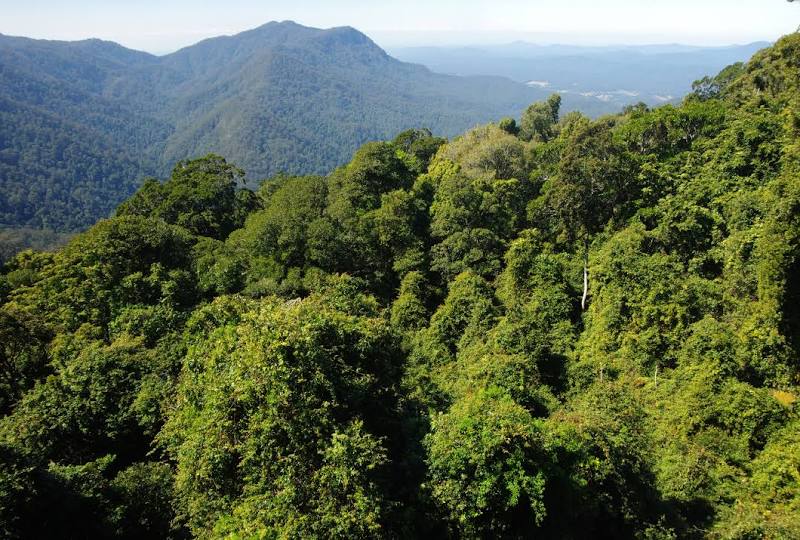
[389,42,768,108]
[0,21,766,234]
[0,21,566,232]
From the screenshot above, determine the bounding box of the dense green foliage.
[1,33,799,539]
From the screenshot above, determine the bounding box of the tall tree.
[538,119,633,309]
[519,94,562,142]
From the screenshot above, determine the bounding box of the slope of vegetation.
[1,32,799,539]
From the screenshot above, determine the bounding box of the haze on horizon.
[1,0,798,54]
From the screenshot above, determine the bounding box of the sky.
[0,0,798,54]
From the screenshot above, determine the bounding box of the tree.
[691,62,745,101]
[392,129,446,174]
[519,94,562,142]
[117,154,257,240]
[536,119,634,309]
[161,291,406,537]
[225,175,327,295]
[0,309,50,415]
[436,123,526,180]
[426,387,548,537]
[498,117,519,136]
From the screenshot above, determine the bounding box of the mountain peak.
[255,20,304,28]
[246,20,379,49]
[310,25,384,52]
[249,19,317,34]
[163,21,390,74]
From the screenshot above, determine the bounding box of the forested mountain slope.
[0,36,168,230]
[0,21,568,233]
[153,23,572,180]
[1,31,799,539]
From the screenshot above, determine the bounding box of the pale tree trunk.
[581,239,589,311]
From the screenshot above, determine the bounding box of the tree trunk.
[581,240,589,311]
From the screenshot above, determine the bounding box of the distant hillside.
[0,21,571,233]
[0,35,169,230]
[390,42,768,108]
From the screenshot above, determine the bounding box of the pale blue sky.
[1,0,798,53]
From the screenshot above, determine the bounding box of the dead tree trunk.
[581,239,589,311]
